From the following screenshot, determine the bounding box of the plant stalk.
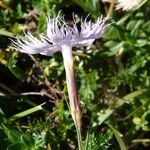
[107,0,116,17]
[61,44,82,150]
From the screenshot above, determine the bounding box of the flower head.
[11,13,108,144]
[11,13,107,56]
[116,0,141,11]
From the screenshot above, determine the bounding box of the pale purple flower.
[11,13,108,135]
[11,14,107,56]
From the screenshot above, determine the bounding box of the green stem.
[77,126,83,150]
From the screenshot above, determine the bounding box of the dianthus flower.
[11,13,108,145]
[12,14,107,55]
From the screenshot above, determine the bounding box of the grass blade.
[108,123,127,150]
[10,102,46,121]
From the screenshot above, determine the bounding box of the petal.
[79,16,108,41]
[11,39,48,54]
[40,46,61,56]
[11,33,61,55]
[74,39,95,47]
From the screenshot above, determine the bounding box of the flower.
[116,0,141,11]
[11,14,107,56]
[11,13,108,136]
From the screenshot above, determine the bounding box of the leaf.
[21,134,34,147]
[123,89,148,102]
[3,128,21,143]
[84,129,113,150]
[0,29,14,37]
[84,132,89,150]
[135,39,150,47]
[142,20,150,32]
[10,103,45,121]
[96,109,113,127]
[127,19,144,37]
[72,0,100,16]
[7,143,27,150]
[108,124,127,150]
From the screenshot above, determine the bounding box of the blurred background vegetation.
[0,0,150,149]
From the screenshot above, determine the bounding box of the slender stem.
[61,44,82,150]
[107,0,116,17]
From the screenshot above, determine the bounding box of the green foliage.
[0,116,45,149]
[85,129,113,150]
[79,68,99,110]
[72,0,100,17]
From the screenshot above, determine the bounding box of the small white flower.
[11,13,107,56]
[116,0,141,11]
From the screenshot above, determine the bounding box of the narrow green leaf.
[132,139,150,143]
[123,89,148,101]
[84,132,89,150]
[10,103,45,121]
[0,28,14,37]
[108,124,127,150]
[97,109,113,126]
